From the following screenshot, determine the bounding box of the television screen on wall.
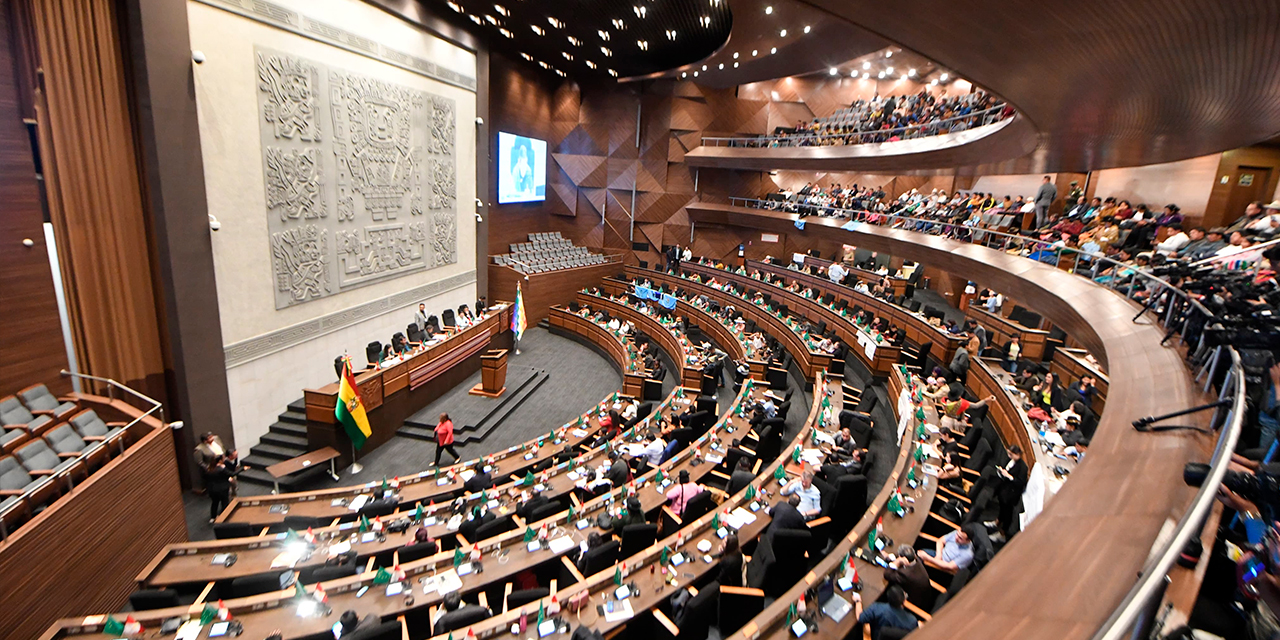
[497,132,547,204]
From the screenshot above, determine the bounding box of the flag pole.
[349,438,363,475]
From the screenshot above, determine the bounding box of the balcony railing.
[700,103,1011,148]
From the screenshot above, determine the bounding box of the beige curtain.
[27,0,166,398]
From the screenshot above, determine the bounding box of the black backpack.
[938,499,965,524]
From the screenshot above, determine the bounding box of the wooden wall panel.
[488,262,623,323]
[0,425,186,640]
[0,1,71,396]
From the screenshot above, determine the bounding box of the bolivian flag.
[512,281,527,340]
[336,360,371,450]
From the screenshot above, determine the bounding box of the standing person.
[666,245,680,273]
[414,303,428,333]
[990,445,1028,537]
[1034,176,1057,230]
[205,455,239,523]
[433,413,459,466]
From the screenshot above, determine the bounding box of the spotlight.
[765,6,772,14]
[828,68,837,75]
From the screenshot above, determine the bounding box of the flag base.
[349,462,363,475]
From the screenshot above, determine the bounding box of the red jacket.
[435,420,455,445]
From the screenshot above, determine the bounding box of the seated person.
[1058,415,1084,448]
[884,546,931,606]
[780,470,823,519]
[1031,372,1064,412]
[766,494,808,534]
[631,434,666,466]
[605,450,631,487]
[727,457,755,495]
[1065,437,1089,461]
[920,527,974,572]
[410,527,439,554]
[463,468,493,493]
[611,496,647,534]
[433,591,490,635]
[576,531,609,573]
[665,469,705,517]
[852,585,918,640]
[715,532,744,588]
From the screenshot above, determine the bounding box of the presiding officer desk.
[301,303,513,464]
[687,201,1215,640]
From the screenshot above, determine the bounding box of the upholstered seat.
[14,439,78,475]
[43,424,90,456]
[69,410,125,441]
[18,385,77,418]
[0,396,51,432]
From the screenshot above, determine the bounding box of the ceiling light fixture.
[885,66,893,74]
[829,67,838,75]
[637,40,649,51]
[803,25,811,33]
[693,71,699,77]
[770,47,776,54]
[666,29,677,40]
[929,79,937,85]
[520,52,532,61]
[563,52,573,60]
[779,29,787,37]
[682,72,687,78]
[538,61,549,69]
[493,4,507,15]
[702,64,707,70]
[633,5,646,18]
[612,19,625,29]
[877,71,885,78]
[733,62,739,68]
[886,50,893,58]
[484,14,497,24]
[700,15,710,27]
[908,68,917,77]
[548,17,563,28]
[752,49,758,56]
[765,6,772,14]
[447,1,462,12]
[568,36,581,46]
[862,61,871,70]
[732,52,739,59]
[598,30,610,41]
[600,46,612,56]
[586,60,597,69]
[718,63,724,69]
[499,28,512,38]
[940,73,949,81]
[608,69,618,77]
[468,14,482,24]
[556,69,566,77]
[531,25,544,35]
[862,73,869,79]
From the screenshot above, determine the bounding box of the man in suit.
[433,592,490,635]
[605,450,631,487]
[884,546,932,606]
[463,469,492,493]
[727,457,755,495]
[766,494,808,535]
[413,303,428,333]
[1034,175,1057,229]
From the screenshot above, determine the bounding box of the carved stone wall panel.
[256,46,459,309]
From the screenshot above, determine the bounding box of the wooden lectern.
[470,349,508,397]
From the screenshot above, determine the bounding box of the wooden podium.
[470,349,508,397]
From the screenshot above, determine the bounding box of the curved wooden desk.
[574,291,704,390]
[688,201,1212,640]
[548,306,655,398]
[629,267,832,381]
[680,261,903,375]
[746,259,964,366]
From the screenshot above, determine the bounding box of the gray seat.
[18,385,77,418]
[1,428,26,449]
[14,439,78,475]
[71,409,124,441]
[44,424,89,456]
[0,396,51,431]
[0,455,41,493]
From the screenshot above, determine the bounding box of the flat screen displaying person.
[510,138,535,198]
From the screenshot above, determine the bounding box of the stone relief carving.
[258,53,321,141]
[255,46,458,309]
[272,224,330,305]
[264,147,325,221]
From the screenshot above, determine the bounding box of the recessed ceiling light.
[701,65,707,71]
[752,49,758,56]
[468,14,481,25]
[732,52,739,59]
[568,36,581,46]
[862,61,871,70]
[929,79,937,85]
[693,71,699,77]
[612,19,625,29]
[556,69,566,77]
[700,16,710,27]
[563,52,573,60]
[666,29,677,41]
[494,4,507,16]
[779,29,787,37]
[447,1,462,12]
[548,17,563,28]
[733,62,739,68]
[718,63,724,69]
[770,47,777,54]
[600,46,612,57]
[637,40,648,51]
[908,68,917,77]
[633,5,646,18]
[861,73,869,79]
[499,28,512,38]
[598,30,610,41]
[849,70,857,77]
[829,67,838,75]
[885,66,893,74]
[608,69,618,77]
[886,51,893,58]
[531,25,544,35]
[877,71,885,78]
[484,14,497,24]
[940,73,949,81]
[538,61,549,69]
[520,52,532,61]
[586,60,597,69]
[682,72,687,78]
[764,6,773,14]
[803,25,811,33]
[899,73,907,79]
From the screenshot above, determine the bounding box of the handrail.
[0,372,165,540]
[1093,345,1245,640]
[700,103,1011,147]
[725,196,1216,324]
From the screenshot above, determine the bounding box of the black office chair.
[433,605,490,635]
[229,573,284,598]
[129,588,180,611]
[345,620,403,640]
[823,475,868,542]
[474,515,517,540]
[765,367,788,390]
[458,512,497,542]
[299,562,358,585]
[360,499,399,520]
[687,410,714,434]
[213,522,255,539]
[407,324,424,343]
[578,539,622,575]
[620,523,659,557]
[932,567,972,612]
[880,627,914,640]
[366,341,382,368]
[398,540,440,563]
[672,582,720,638]
[528,501,562,523]
[506,587,550,612]
[282,515,322,531]
[442,309,457,328]
[754,419,786,462]
[747,529,812,596]
[681,490,717,522]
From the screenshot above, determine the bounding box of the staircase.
[397,367,550,446]
[238,399,329,489]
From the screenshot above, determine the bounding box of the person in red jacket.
[434,412,459,466]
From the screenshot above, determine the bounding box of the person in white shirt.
[985,292,1004,313]
[1154,223,1190,255]
[635,435,665,465]
[828,261,848,283]
[621,400,638,422]
[607,318,621,331]
[682,247,692,262]
[781,470,823,518]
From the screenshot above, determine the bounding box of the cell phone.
[356,586,369,598]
